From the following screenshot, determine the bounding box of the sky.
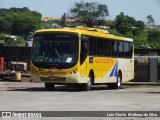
[0,0,160,25]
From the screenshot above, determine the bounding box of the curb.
[122,82,160,85]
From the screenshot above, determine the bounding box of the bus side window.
[104,39,110,57]
[89,37,97,56]
[80,38,88,64]
[124,42,130,58]
[89,37,94,55]
[97,38,103,56]
[101,39,105,56]
[129,42,133,58]
[118,41,124,58]
[113,40,118,57]
[110,40,116,57]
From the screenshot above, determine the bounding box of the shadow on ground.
[5,85,127,92]
[145,92,160,94]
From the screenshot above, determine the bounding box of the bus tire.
[108,73,122,89]
[116,73,122,89]
[45,83,55,91]
[86,74,92,91]
[80,73,92,91]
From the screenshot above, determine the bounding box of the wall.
[1,46,31,70]
[133,56,160,82]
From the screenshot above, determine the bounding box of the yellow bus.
[30,27,134,91]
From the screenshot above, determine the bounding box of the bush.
[148,29,160,41]
[0,33,26,46]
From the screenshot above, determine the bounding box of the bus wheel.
[108,73,121,89]
[116,73,122,89]
[86,75,92,91]
[80,74,92,91]
[45,83,55,91]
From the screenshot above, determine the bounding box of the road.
[0,81,160,120]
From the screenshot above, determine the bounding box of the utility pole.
[61,13,66,28]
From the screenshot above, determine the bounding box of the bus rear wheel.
[116,73,122,89]
[45,83,55,91]
[108,73,122,89]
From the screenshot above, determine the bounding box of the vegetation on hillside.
[0,33,26,46]
[0,7,41,46]
[0,2,160,48]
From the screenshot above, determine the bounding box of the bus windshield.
[32,32,78,69]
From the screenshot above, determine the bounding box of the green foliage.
[0,33,26,46]
[69,0,109,27]
[16,36,26,46]
[0,17,12,33]
[135,21,145,30]
[123,29,160,49]
[1,5,158,48]
[66,21,85,27]
[107,12,160,48]
[138,42,155,49]
[147,29,160,41]
[44,19,85,28]
[0,7,42,37]
[114,12,145,35]
[147,15,155,26]
[41,21,53,29]
[108,29,122,36]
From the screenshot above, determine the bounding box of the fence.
[133,56,160,82]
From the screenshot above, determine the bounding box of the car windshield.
[32,32,78,69]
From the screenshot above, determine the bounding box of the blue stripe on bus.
[110,61,118,77]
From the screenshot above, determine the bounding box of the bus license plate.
[41,76,65,82]
[49,76,57,80]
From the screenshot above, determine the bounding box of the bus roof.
[36,26,133,42]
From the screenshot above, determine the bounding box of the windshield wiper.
[42,56,47,62]
[55,48,64,64]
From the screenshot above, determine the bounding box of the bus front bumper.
[31,72,88,84]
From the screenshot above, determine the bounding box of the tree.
[135,20,145,30]
[147,15,155,26]
[115,12,135,34]
[11,13,38,37]
[114,12,145,35]
[0,17,12,33]
[0,33,26,46]
[148,29,160,41]
[0,7,41,37]
[69,1,109,27]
